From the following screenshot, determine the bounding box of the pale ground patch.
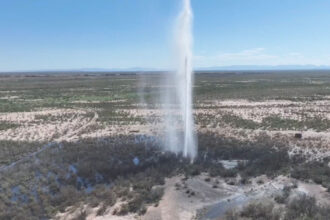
[144,174,330,220]
[0,108,95,142]
[55,174,330,220]
[0,95,20,100]
[38,98,330,220]
[1,98,329,162]
[55,202,137,220]
[2,98,329,160]
[71,99,127,104]
[0,108,85,123]
[198,99,330,123]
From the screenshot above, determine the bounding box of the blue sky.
[1,0,330,71]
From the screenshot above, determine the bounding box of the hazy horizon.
[3,64,330,74]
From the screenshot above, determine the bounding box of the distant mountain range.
[2,65,330,74]
[67,65,330,72]
[196,65,330,71]
[73,65,330,72]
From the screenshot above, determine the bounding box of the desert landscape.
[2,0,330,219]
[1,71,330,219]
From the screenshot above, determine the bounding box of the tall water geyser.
[164,0,197,160]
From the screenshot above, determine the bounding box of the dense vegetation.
[225,195,330,220]
[0,132,328,219]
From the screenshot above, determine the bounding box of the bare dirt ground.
[1,98,329,149]
[153,174,330,220]
[2,73,330,220]
[0,108,97,142]
[58,173,330,220]
[200,99,330,122]
[2,99,330,217]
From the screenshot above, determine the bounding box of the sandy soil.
[144,174,330,220]
[55,174,330,220]
[197,99,330,123]
[19,98,327,220]
[0,108,95,142]
[55,203,137,220]
[1,98,330,160]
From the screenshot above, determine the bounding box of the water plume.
[163,0,197,160]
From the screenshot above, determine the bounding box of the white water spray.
[163,0,197,160]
